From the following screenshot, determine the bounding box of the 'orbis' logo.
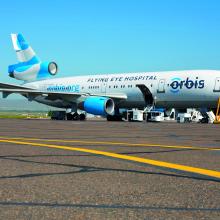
[170,77,205,93]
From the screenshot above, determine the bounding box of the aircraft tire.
[107,115,123,121]
[72,113,79,120]
[66,113,73,120]
[79,113,86,121]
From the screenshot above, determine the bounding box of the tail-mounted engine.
[8,61,58,81]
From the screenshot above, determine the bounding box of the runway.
[0,119,219,219]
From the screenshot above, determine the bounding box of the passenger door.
[101,83,107,94]
[157,79,166,93]
[213,78,220,92]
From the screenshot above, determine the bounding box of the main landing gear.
[106,114,123,121]
[66,112,86,121]
[50,111,86,121]
[107,107,124,121]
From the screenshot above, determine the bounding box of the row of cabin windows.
[111,85,133,88]
[87,85,133,89]
[88,86,100,89]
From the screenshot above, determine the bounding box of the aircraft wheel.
[66,113,73,120]
[107,115,113,121]
[107,115,123,121]
[79,113,86,121]
[72,112,79,120]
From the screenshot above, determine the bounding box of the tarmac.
[0,118,219,219]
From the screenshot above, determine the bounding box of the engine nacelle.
[83,96,115,116]
[8,61,58,81]
[39,62,58,76]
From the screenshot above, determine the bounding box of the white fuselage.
[24,70,220,109]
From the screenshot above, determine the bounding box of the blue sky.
[1,0,220,85]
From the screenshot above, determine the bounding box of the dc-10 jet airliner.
[0,33,220,120]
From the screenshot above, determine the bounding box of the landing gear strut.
[107,108,123,121]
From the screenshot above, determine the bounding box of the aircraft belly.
[33,96,71,108]
[117,91,218,109]
[117,101,145,109]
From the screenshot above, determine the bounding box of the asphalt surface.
[0,118,219,219]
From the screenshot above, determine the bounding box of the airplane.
[0,33,220,121]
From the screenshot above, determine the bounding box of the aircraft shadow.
[0,154,219,183]
[0,201,219,212]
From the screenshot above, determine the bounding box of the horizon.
[0,97,60,111]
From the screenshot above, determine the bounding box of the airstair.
[214,97,220,124]
[143,105,154,113]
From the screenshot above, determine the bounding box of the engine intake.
[83,96,114,116]
[42,62,58,75]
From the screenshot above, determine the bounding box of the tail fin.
[11,33,40,65]
[8,34,58,82]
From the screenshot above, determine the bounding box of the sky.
[1,0,220,86]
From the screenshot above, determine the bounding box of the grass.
[0,111,49,119]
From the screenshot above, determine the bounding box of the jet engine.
[8,61,58,81]
[83,96,115,116]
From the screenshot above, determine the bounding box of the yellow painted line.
[0,136,219,151]
[0,138,220,179]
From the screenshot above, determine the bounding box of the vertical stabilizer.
[11,33,40,64]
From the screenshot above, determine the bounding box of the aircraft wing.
[0,82,33,90]
[0,87,127,102]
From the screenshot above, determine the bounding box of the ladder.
[143,105,154,113]
[214,97,220,124]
